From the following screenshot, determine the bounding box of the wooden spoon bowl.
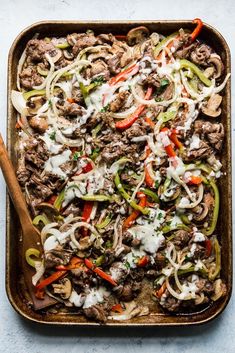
[0,133,56,310]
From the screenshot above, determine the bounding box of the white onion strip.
[33,53,55,90]
[177,184,204,209]
[16,48,27,90]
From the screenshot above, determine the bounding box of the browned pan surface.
[6,20,232,325]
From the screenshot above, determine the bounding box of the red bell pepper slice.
[144,145,155,188]
[145,116,155,129]
[67,97,75,103]
[47,195,58,205]
[115,35,127,41]
[154,282,167,298]
[111,303,123,313]
[81,201,94,237]
[123,192,147,229]
[109,63,139,86]
[205,239,212,257]
[191,18,203,42]
[187,175,202,185]
[164,144,177,158]
[170,129,183,150]
[137,255,149,267]
[115,87,153,130]
[56,257,85,271]
[75,160,93,176]
[35,270,67,290]
[84,258,117,286]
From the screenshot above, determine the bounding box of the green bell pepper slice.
[162,223,191,235]
[204,179,219,236]
[55,41,70,49]
[208,238,221,280]
[23,89,46,101]
[114,173,149,215]
[96,214,112,229]
[25,248,41,268]
[154,31,179,57]
[32,214,50,226]
[80,194,112,202]
[180,59,212,87]
[54,189,65,211]
[140,188,159,203]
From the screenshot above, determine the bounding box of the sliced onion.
[131,171,145,200]
[32,261,45,286]
[16,48,27,90]
[112,105,137,119]
[177,184,204,209]
[131,79,177,107]
[112,215,121,250]
[11,90,28,115]
[213,73,231,94]
[165,277,183,301]
[41,222,58,242]
[33,53,55,90]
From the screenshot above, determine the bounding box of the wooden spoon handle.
[0,133,32,232]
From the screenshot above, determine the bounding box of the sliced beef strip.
[26,39,56,62]
[97,112,116,130]
[71,33,99,56]
[190,43,212,67]
[158,82,174,101]
[17,166,31,186]
[97,33,117,45]
[24,138,49,168]
[85,59,110,81]
[83,304,107,323]
[175,43,197,59]
[185,141,213,161]
[113,283,135,302]
[57,101,83,116]
[106,52,122,75]
[20,66,44,89]
[71,86,84,104]
[172,230,191,248]
[44,247,73,269]
[124,120,150,139]
[101,140,142,164]
[109,91,129,112]
[142,73,162,88]
[194,120,224,151]
[160,290,181,312]
[155,252,167,270]
[195,278,214,294]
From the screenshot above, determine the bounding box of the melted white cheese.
[189,134,201,150]
[83,287,110,309]
[69,290,85,307]
[44,149,71,178]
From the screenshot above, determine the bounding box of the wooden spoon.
[0,133,56,310]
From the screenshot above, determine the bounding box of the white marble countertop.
[0,0,234,352]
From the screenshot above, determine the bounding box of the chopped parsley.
[155,97,163,102]
[124,261,131,269]
[100,104,110,112]
[48,99,52,107]
[91,76,105,85]
[49,131,56,141]
[160,78,170,88]
[157,212,163,220]
[73,151,80,161]
[155,180,160,189]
